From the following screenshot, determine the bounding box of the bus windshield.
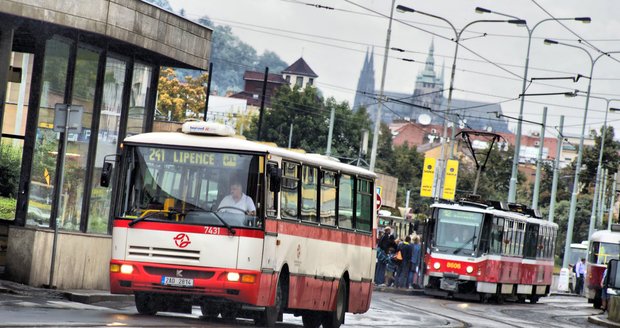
[121,146,261,229]
[435,209,484,253]
[590,242,620,265]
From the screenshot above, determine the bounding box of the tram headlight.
[466,265,474,274]
[433,262,441,270]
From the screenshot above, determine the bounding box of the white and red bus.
[585,226,620,308]
[423,200,558,303]
[107,121,377,327]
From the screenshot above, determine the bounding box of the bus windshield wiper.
[210,211,236,235]
[453,235,476,254]
[128,210,166,227]
[187,209,236,235]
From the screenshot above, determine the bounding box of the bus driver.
[218,181,256,215]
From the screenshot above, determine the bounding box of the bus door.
[261,161,281,273]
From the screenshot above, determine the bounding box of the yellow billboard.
[442,160,459,200]
[420,157,436,198]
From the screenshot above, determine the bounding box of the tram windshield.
[120,146,261,228]
[589,242,620,265]
[435,209,484,254]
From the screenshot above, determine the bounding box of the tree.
[551,197,592,261]
[157,67,209,121]
[581,126,620,189]
[244,86,372,158]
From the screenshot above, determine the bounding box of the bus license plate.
[161,276,194,287]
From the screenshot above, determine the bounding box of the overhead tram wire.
[202,16,620,88]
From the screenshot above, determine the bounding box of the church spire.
[425,38,435,72]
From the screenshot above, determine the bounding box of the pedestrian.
[397,236,414,288]
[385,247,397,287]
[409,235,422,288]
[567,264,575,293]
[601,264,610,313]
[575,258,586,295]
[374,227,393,285]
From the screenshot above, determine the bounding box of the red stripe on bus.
[265,219,374,247]
[113,219,264,238]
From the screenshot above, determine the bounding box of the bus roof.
[590,229,620,244]
[124,132,376,178]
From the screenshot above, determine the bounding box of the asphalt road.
[0,290,604,327]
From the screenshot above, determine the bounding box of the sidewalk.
[0,277,133,304]
[589,314,620,328]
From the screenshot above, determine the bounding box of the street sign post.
[48,104,83,289]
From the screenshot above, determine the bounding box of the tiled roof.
[243,71,288,84]
[282,57,318,78]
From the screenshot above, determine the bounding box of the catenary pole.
[548,115,564,222]
[532,106,547,209]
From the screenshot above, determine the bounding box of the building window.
[308,78,314,86]
[126,63,152,137]
[295,76,303,87]
[88,55,127,233]
[285,75,290,83]
[27,37,73,227]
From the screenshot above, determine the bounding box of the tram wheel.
[529,296,539,304]
[302,312,322,328]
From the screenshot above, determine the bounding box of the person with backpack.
[396,236,414,288]
[409,235,422,288]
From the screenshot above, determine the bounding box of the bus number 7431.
[204,227,221,235]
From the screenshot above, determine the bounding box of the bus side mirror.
[268,165,281,192]
[100,162,113,187]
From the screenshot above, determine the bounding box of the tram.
[586,226,620,308]
[423,199,558,303]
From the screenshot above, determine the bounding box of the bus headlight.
[433,262,441,270]
[120,264,134,274]
[227,272,240,282]
[466,266,474,274]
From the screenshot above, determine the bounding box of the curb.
[63,291,134,304]
[373,286,425,296]
[588,315,620,328]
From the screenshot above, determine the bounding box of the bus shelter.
[0,0,211,289]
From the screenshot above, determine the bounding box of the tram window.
[281,162,299,220]
[320,170,336,225]
[490,217,504,255]
[338,174,353,229]
[301,166,318,222]
[355,178,373,232]
[591,242,620,265]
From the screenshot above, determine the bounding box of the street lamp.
[395,4,524,198]
[573,92,620,238]
[543,39,620,268]
[476,7,591,203]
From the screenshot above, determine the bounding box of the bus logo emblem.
[174,233,191,248]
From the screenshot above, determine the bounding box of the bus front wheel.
[256,280,283,327]
[135,292,158,315]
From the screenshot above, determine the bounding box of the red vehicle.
[423,200,558,303]
[585,226,620,308]
[107,121,377,327]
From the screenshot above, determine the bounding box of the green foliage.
[244,86,371,159]
[0,197,16,220]
[199,20,289,94]
[581,126,620,189]
[0,144,22,198]
[551,197,592,260]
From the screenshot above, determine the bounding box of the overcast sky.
[167,0,620,139]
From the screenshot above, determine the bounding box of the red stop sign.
[376,193,382,209]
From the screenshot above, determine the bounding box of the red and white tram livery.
[424,200,557,303]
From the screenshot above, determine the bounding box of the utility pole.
[326,105,335,156]
[256,67,269,141]
[548,116,564,222]
[203,62,213,121]
[532,106,547,210]
[608,172,617,230]
[369,0,395,171]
